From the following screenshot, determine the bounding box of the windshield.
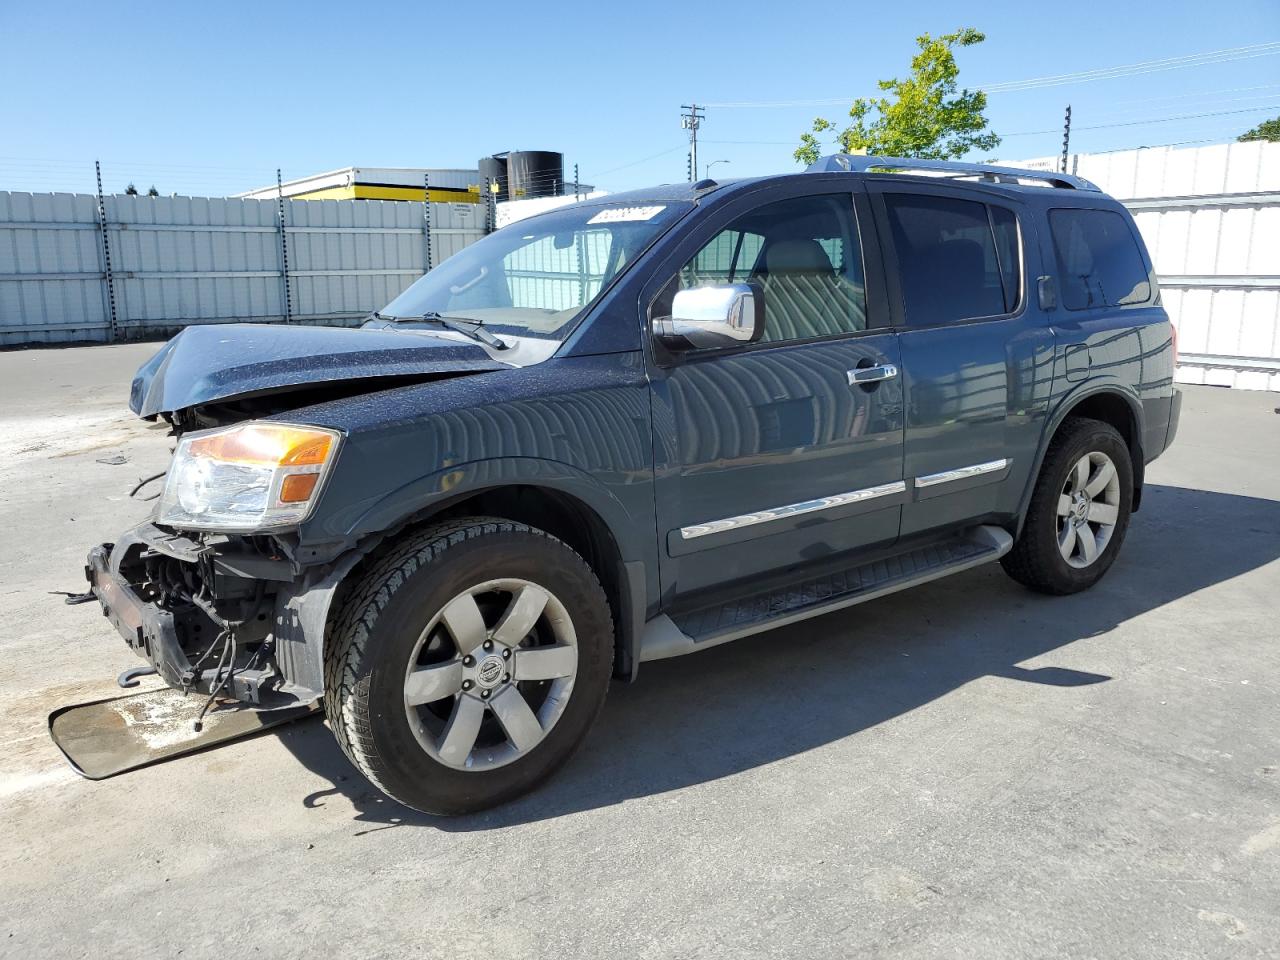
[376,201,691,341]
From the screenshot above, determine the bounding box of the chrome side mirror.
[655,283,764,349]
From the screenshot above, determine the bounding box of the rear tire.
[323,517,613,815]
[1001,417,1133,595]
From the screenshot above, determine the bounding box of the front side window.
[1049,208,1151,310]
[379,201,690,341]
[678,194,868,343]
[884,193,1020,326]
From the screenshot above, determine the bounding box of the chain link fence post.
[275,168,293,324]
[423,172,433,275]
[94,160,121,342]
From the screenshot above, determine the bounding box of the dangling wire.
[192,628,234,733]
[129,471,166,500]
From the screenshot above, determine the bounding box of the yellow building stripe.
[287,184,482,203]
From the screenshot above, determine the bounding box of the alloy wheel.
[402,578,578,770]
[1056,451,1121,569]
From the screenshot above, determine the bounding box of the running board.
[638,525,1012,663]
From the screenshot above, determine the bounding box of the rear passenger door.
[868,182,1056,538]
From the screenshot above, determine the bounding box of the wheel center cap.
[476,655,505,689]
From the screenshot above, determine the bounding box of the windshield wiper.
[377,311,508,350]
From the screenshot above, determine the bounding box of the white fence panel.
[0,192,487,346]
[0,192,107,344]
[285,198,425,325]
[110,194,285,334]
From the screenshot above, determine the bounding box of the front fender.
[329,456,648,560]
[275,457,655,695]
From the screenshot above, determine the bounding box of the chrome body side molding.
[679,480,907,541]
[914,458,1011,489]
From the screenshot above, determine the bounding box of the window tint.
[1049,208,1151,310]
[678,194,867,342]
[884,194,1013,325]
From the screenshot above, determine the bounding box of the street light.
[705,159,730,179]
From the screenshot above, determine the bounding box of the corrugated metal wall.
[1012,141,1280,391]
[0,193,486,345]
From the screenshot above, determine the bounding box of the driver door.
[646,183,906,601]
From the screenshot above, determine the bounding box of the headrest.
[762,239,833,275]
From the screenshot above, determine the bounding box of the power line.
[584,145,686,179]
[999,103,1279,138]
[1083,92,1280,122]
[1104,82,1280,108]
[701,139,797,146]
[982,42,1280,92]
[701,41,1280,108]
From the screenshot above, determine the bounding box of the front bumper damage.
[85,522,348,709]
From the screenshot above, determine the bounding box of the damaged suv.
[84,155,1180,814]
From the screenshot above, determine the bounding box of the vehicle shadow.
[277,483,1280,832]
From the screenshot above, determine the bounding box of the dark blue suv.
[86,155,1181,813]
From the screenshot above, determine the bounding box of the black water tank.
[507,151,564,199]
[478,155,509,201]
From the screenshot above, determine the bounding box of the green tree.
[1238,116,1280,143]
[795,27,1001,166]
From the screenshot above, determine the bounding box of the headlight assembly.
[156,422,341,532]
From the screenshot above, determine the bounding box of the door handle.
[847,364,898,386]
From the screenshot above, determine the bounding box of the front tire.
[324,518,613,815]
[1001,417,1133,595]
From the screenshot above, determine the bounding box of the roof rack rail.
[805,154,1100,191]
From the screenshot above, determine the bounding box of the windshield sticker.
[588,205,666,224]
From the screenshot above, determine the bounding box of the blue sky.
[2,0,1278,197]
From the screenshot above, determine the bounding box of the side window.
[1049,208,1151,310]
[680,229,763,287]
[678,194,867,343]
[884,194,1012,325]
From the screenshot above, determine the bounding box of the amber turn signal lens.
[279,472,320,503]
[188,424,334,467]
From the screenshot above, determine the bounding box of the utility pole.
[681,103,704,182]
[1061,105,1072,174]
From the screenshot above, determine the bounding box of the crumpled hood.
[129,323,510,418]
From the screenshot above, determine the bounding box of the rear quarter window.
[1049,208,1152,310]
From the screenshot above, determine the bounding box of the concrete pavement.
[1,343,1277,959]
